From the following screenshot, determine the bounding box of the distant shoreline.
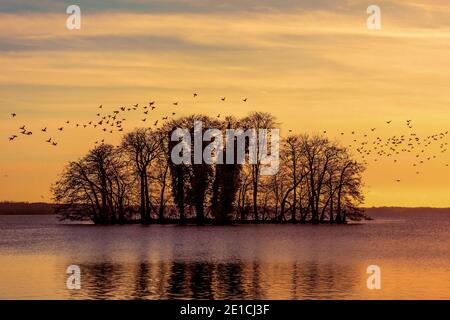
[0,202,56,215]
[1,202,450,216]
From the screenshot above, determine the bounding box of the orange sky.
[1,1,450,206]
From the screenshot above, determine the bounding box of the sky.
[1,0,450,206]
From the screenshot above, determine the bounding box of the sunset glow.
[1,1,450,207]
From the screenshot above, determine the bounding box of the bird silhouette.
[243,98,248,102]
[11,113,16,117]
[193,93,198,98]
[221,97,226,101]
[41,127,47,132]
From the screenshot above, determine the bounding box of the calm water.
[0,212,449,299]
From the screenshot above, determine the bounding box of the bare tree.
[121,128,163,223]
[53,144,131,223]
[241,111,277,222]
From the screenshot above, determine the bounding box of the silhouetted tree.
[211,121,242,224]
[53,144,131,223]
[121,128,163,223]
[241,112,277,222]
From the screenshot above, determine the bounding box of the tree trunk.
[253,179,258,222]
[140,171,146,221]
[144,171,152,223]
[158,165,168,222]
[329,193,334,224]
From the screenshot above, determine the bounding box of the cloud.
[0,0,353,14]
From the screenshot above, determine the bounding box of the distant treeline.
[0,202,56,215]
[53,112,367,225]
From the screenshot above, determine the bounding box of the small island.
[52,112,366,225]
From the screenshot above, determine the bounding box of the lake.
[0,211,449,299]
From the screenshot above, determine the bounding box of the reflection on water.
[1,211,450,299]
[69,261,359,300]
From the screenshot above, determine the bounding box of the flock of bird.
[324,119,449,182]
[7,94,246,146]
[6,95,450,183]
